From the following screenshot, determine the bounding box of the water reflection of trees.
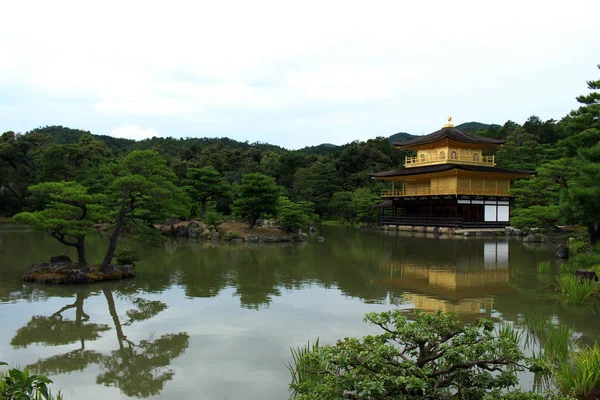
[10,286,189,398]
[7,225,596,342]
[134,232,518,313]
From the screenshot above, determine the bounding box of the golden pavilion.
[371,118,534,228]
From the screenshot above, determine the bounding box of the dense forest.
[1,65,599,243]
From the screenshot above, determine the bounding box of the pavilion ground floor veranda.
[377,195,511,229]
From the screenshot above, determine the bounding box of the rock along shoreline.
[150,220,310,243]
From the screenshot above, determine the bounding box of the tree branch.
[49,230,77,247]
[429,358,514,378]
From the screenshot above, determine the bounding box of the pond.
[1,223,599,399]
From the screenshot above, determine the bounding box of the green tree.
[562,143,600,244]
[328,191,353,222]
[559,65,600,244]
[294,158,342,217]
[13,182,104,265]
[277,152,311,189]
[560,65,600,157]
[289,310,551,400]
[495,127,554,170]
[203,211,225,232]
[510,205,561,233]
[100,150,190,268]
[509,158,578,232]
[351,188,379,224]
[183,167,231,219]
[233,173,282,229]
[35,144,81,182]
[0,131,52,214]
[260,151,281,179]
[277,196,311,232]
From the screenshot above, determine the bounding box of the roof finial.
[443,116,454,128]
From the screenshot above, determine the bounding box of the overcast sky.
[1,0,599,149]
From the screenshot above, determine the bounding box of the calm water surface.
[1,224,599,399]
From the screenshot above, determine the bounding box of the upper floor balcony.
[405,154,495,168]
[380,187,511,198]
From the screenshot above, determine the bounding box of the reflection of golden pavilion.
[377,242,515,319]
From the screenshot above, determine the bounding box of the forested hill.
[32,122,498,154]
[30,125,286,156]
[387,132,414,144]
[31,126,135,150]
[387,122,499,145]
[455,122,501,133]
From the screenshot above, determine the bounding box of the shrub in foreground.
[0,361,62,400]
[288,310,570,400]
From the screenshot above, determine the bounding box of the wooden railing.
[405,154,495,167]
[380,187,510,197]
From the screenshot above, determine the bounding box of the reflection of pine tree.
[11,291,108,374]
[234,249,280,310]
[11,291,109,349]
[94,288,190,397]
[96,332,189,398]
[9,288,189,398]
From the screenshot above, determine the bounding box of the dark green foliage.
[328,191,353,222]
[297,143,342,156]
[114,246,140,265]
[203,211,225,232]
[336,138,395,191]
[277,197,313,232]
[351,188,380,224]
[503,65,600,244]
[100,150,190,267]
[233,173,282,228]
[455,121,502,134]
[510,205,560,233]
[289,310,556,400]
[0,131,52,214]
[183,167,231,219]
[495,127,556,170]
[30,125,134,152]
[277,151,312,189]
[13,182,105,265]
[562,143,600,244]
[557,68,600,244]
[294,159,342,217]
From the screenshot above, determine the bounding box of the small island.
[23,255,135,284]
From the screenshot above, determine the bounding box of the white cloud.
[110,125,161,140]
[1,0,599,147]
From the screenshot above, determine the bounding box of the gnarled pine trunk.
[76,236,87,265]
[100,190,129,269]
